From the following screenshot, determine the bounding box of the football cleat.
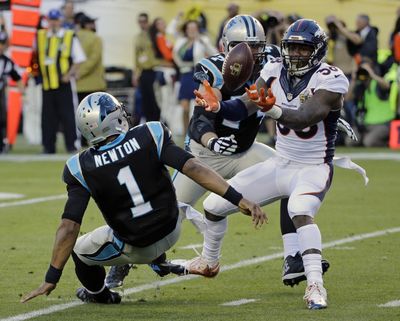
[282,252,330,287]
[149,261,186,277]
[303,282,328,310]
[105,264,132,289]
[76,287,121,304]
[184,256,220,278]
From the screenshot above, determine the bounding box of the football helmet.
[281,19,328,76]
[222,15,266,65]
[76,92,130,146]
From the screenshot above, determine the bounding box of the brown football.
[222,42,254,91]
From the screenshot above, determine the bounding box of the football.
[222,42,254,91]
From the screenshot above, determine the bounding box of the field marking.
[178,243,203,250]
[378,300,400,308]
[220,299,259,306]
[0,194,66,208]
[2,226,400,321]
[0,193,24,200]
[0,152,398,163]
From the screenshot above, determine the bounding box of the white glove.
[337,118,358,141]
[207,135,238,155]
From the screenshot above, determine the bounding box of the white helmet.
[222,15,266,56]
[76,92,129,146]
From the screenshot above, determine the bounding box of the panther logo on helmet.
[76,92,130,146]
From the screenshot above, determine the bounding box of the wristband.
[206,137,216,150]
[223,186,243,206]
[45,264,63,284]
[266,105,283,120]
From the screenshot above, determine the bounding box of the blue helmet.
[281,19,328,76]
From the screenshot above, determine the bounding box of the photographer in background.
[347,57,398,147]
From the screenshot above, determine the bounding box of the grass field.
[0,144,399,321]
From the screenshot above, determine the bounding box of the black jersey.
[189,45,281,153]
[62,122,193,247]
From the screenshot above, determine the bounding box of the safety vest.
[37,29,74,90]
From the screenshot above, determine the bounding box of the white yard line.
[178,243,203,250]
[2,226,400,321]
[0,195,66,208]
[378,300,400,308]
[220,299,259,306]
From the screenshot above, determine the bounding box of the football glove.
[207,135,238,155]
[337,118,358,141]
[245,84,276,112]
[194,80,220,112]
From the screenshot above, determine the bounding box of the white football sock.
[297,224,323,285]
[202,218,227,266]
[282,232,300,258]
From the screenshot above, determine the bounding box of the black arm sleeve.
[61,165,90,224]
[188,106,217,143]
[160,138,194,171]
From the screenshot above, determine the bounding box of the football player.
[191,19,366,309]
[21,92,266,304]
[105,14,323,289]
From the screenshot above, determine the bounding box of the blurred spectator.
[149,17,178,129]
[215,3,240,49]
[61,0,76,30]
[76,14,106,146]
[134,13,161,122]
[173,20,217,134]
[325,16,354,76]
[0,32,24,153]
[257,10,286,45]
[36,9,86,154]
[184,5,208,34]
[332,14,378,64]
[347,58,398,147]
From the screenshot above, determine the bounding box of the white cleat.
[303,282,328,310]
[184,256,220,278]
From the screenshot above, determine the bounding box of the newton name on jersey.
[94,137,141,168]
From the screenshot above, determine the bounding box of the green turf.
[0,148,399,320]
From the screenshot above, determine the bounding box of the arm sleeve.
[188,106,217,143]
[61,165,90,224]
[160,138,194,171]
[218,99,248,121]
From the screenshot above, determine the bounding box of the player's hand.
[194,80,220,112]
[337,118,358,141]
[207,135,238,155]
[245,84,276,112]
[21,282,57,303]
[238,198,267,229]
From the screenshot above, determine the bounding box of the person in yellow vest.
[36,8,86,154]
[347,57,398,147]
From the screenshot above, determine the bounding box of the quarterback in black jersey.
[21,92,265,304]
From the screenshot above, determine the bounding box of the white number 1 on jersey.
[117,166,153,218]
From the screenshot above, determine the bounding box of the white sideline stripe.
[0,195,66,208]
[0,152,398,163]
[220,299,258,306]
[330,246,355,250]
[378,300,400,307]
[2,226,400,321]
[335,153,400,161]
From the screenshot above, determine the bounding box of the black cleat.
[76,287,121,304]
[149,261,186,277]
[105,264,132,289]
[282,252,330,287]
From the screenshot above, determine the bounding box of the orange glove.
[193,80,220,112]
[245,84,276,112]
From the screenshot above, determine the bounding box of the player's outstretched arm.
[181,157,267,227]
[21,219,80,303]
